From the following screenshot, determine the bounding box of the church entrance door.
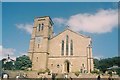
[64,60,70,73]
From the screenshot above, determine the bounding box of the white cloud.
[0,45,2,60]
[15,23,33,34]
[93,55,104,60]
[0,45,28,60]
[15,9,118,34]
[0,45,16,60]
[53,18,67,27]
[15,52,27,59]
[20,52,27,56]
[3,48,16,56]
[0,45,2,55]
[53,9,118,34]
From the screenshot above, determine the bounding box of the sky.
[0,2,1,44]
[1,0,119,2]
[0,2,2,59]
[1,2,118,60]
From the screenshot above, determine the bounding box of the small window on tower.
[51,64,53,67]
[48,35,51,40]
[41,23,44,30]
[37,57,38,62]
[38,24,41,31]
[38,44,39,48]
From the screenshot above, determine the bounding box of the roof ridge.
[50,27,90,40]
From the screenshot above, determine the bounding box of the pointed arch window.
[41,23,44,30]
[38,44,40,48]
[38,24,41,31]
[70,40,73,55]
[36,57,38,62]
[61,40,64,55]
[66,35,69,55]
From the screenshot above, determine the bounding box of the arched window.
[61,40,64,55]
[38,24,41,31]
[70,40,73,55]
[36,57,38,62]
[41,23,44,30]
[66,35,69,55]
[82,64,84,67]
[90,40,92,47]
[38,44,39,48]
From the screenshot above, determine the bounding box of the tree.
[116,68,120,76]
[93,58,99,69]
[0,60,2,70]
[3,61,15,70]
[15,55,32,70]
[94,57,120,73]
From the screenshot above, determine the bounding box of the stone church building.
[28,16,94,74]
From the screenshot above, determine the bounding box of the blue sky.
[2,0,119,2]
[2,2,118,59]
[0,2,2,45]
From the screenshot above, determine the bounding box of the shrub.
[74,71,80,77]
[91,70,100,74]
[38,68,50,74]
[116,69,120,76]
[108,70,112,76]
[38,69,46,74]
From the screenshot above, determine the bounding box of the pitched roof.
[51,28,90,40]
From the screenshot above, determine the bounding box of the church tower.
[28,16,54,70]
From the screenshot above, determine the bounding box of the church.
[28,16,94,74]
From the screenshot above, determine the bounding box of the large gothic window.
[70,40,73,55]
[66,35,69,55]
[61,40,64,55]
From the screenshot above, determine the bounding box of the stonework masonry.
[28,16,94,74]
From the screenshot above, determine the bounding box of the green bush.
[45,68,50,73]
[116,69,120,76]
[15,55,32,70]
[3,61,15,70]
[74,71,80,77]
[91,70,100,74]
[38,69,46,74]
[45,68,51,75]
[108,70,112,76]
[38,68,50,74]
